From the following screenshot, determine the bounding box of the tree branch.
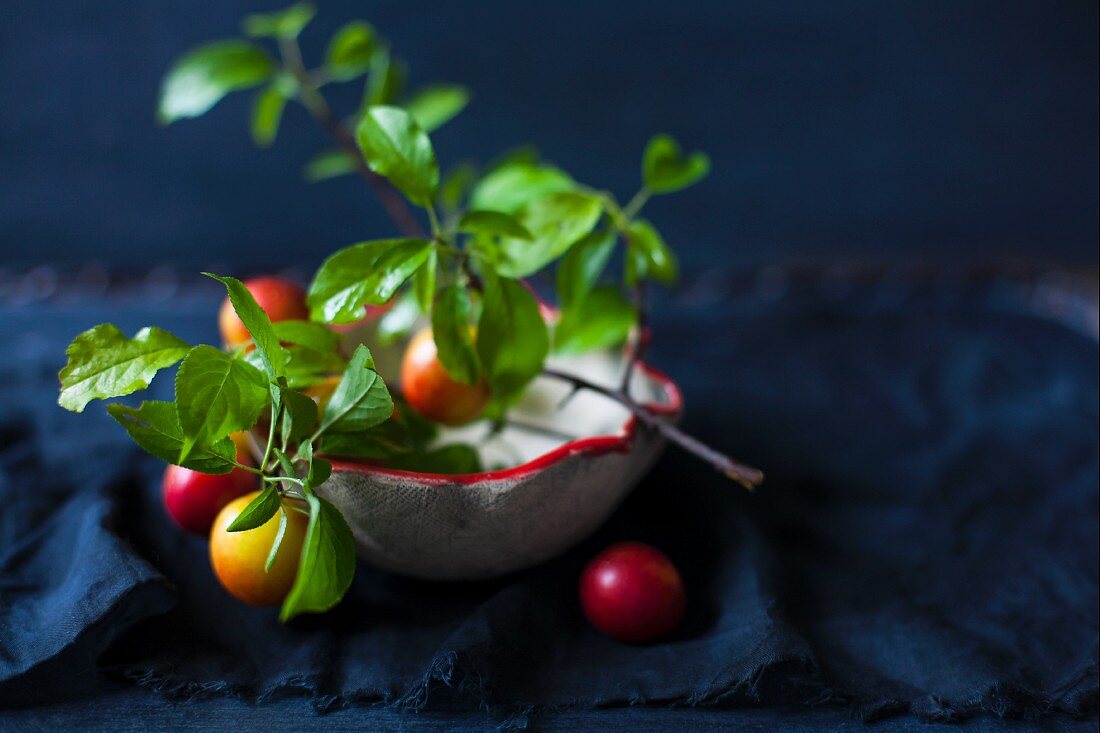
[541,367,764,490]
[279,40,425,239]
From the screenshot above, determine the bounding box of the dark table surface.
[1,263,1097,731]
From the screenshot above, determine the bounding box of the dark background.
[1,0,1097,274]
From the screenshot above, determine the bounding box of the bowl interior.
[341,319,677,471]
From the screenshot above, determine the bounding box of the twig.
[541,367,764,490]
[620,279,647,393]
[279,39,425,239]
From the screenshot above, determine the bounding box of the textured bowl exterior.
[317,365,682,580]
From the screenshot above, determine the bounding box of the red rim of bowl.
[327,361,683,486]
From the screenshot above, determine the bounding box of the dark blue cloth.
[0,268,1097,729]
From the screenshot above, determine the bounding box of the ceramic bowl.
[315,334,682,581]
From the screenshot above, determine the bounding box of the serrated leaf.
[307,239,432,324]
[476,273,549,401]
[642,134,710,194]
[325,21,377,80]
[280,493,356,621]
[276,385,318,446]
[556,230,616,309]
[242,2,316,39]
[226,485,282,531]
[626,219,679,285]
[494,192,603,278]
[319,345,393,434]
[307,457,332,489]
[108,401,236,474]
[158,40,275,124]
[272,320,341,353]
[404,84,469,132]
[356,106,438,208]
[58,324,189,412]
[431,285,480,385]
[468,162,574,214]
[175,345,269,460]
[457,210,532,240]
[304,149,358,182]
[206,273,287,378]
[554,286,635,354]
[251,82,287,147]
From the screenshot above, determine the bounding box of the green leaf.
[265,507,289,572]
[556,230,616,309]
[440,162,478,213]
[251,82,288,148]
[276,385,318,446]
[325,21,377,80]
[554,286,635,354]
[158,40,275,124]
[226,485,282,531]
[414,248,438,313]
[319,432,398,460]
[356,106,439,208]
[108,401,237,474]
[307,239,432,324]
[642,134,710,194]
[494,192,603,278]
[469,162,574,214]
[485,144,541,172]
[242,2,316,39]
[319,345,393,434]
[206,273,287,377]
[304,149,358,182]
[306,453,332,489]
[626,219,679,285]
[457,210,532,240]
[280,492,356,621]
[272,320,341,353]
[385,444,482,474]
[376,292,421,344]
[404,84,470,132]
[175,345,269,460]
[364,49,407,108]
[476,273,549,401]
[431,286,480,385]
[58,324,189,412]
[257,346,344,389]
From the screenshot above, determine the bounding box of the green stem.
[426,203,442,238]
[276,37,425,238]
[622,187,651,221]
[259,401,279,474]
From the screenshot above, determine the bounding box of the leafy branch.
[58,2,765,623]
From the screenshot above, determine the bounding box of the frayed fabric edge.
[113,655,1099,725]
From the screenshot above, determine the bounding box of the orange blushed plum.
[400,328,490,426]
[163,458,256,535]
[218,276,309,347]
[209,492,309,606]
